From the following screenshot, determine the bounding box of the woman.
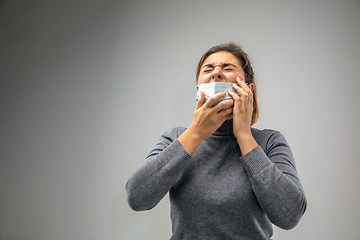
[126,42,307,239]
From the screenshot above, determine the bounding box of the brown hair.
[196,42,259,125]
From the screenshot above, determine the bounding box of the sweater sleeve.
[126,128,191,211]
[240,130,307,230]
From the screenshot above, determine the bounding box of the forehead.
[202,51,240,66]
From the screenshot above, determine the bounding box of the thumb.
[195,91,206,110]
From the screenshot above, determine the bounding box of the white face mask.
[196,82,240,106]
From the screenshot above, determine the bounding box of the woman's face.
[197,51,246,85]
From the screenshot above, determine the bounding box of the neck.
[213,120,235,136]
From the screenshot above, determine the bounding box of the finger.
[232,84,247,98]
[204,91,226,107]
[229,89,250,106]
[213,98,234,112]
[232,82,252,104]
[218,104,233,116]
[195,91,206,110]
[236,77,251,93]
[228,88,241,100]
[218,107,233,121]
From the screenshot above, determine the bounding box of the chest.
[170,137,256,207]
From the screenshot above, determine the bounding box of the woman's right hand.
[190,90,234,140]
[178,91,234,155]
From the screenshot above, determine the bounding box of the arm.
[230,78,306,229]
[240,131,307,230]
[126,128,190,211]
[126,91,234,211]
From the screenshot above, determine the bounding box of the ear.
[248,83,255,92]
[196,85,199,91]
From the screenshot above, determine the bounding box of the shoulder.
[159,127,187,141]
[148,127,187,155]
[251,128,290,151]
[251,127,284,139]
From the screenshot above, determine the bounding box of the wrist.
[234,126,252,141]
[178,127,204,156]
[235,131,252,143]
[235,131,258,155]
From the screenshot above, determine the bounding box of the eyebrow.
[202,63,237,68]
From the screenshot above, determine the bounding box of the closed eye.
[222,63,237,69]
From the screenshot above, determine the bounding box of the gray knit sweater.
[126,120,307,240]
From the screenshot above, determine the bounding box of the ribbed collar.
[213,120,235,136]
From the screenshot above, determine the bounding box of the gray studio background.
[1,0,360,239]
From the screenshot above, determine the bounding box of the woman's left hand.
[228,77,258,154]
